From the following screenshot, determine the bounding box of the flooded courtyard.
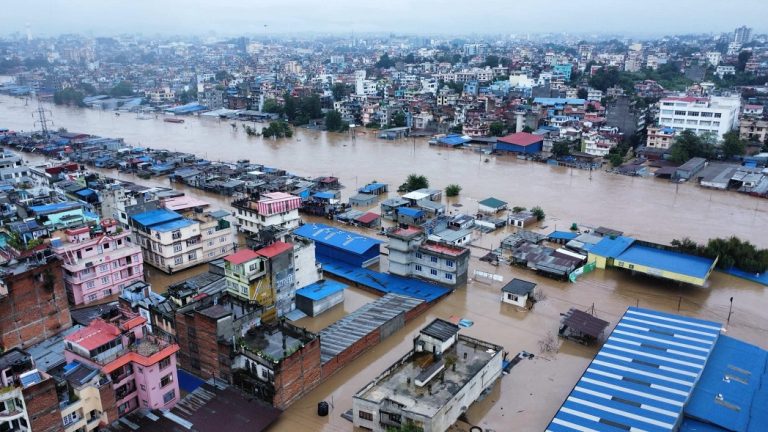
[1,94,767,431]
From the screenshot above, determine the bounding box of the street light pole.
[727,296,734,326]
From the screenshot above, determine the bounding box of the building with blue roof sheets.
[588,235,636,268]
[681,335,768,432]
[293,223,382,268]
[358,182,388,195]
[547,307,722,432]
[548,230,579,244]
[295,279,346,317]
[614,244,718,287]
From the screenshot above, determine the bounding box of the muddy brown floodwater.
[2,95,767,431]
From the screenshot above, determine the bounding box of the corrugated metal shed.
[547,307,722,432]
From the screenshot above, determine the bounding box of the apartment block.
[658,96,740,140]
[233,192,302,237]
[386,227,470,287]
[52,219,144,306]
[63,312,180,418]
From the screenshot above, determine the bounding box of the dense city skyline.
[3,0,768,37]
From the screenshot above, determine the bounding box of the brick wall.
[0,258,72,350]
[175,310,231,381]
[22,376,64,432]
[272,337,321,409]
[98,379,119,425]
[321,328,381,379]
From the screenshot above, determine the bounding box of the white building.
[129,206,234,274]
[500,278,537,308]
[353,319,504,432]
[706,51,723,67]
[386,227,470,287]
[233,192,302,237]
[586,88,603,101]
[657,96,740,140]
[715,65,736,78]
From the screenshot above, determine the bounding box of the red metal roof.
[255,241,293,258]
[355,212,380,224]
[497,132,543,147]
[65,319,121,351]
[102,344,180,374]
[224,249,261,265]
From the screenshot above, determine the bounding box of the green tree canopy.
[263,98,283,114]
[577,88,588,100]
[721,130,746,159]
[552,141,571,158]
[325,110,347,132]
[531,206,545,221]
[390,111,406,128]
[376,53,395,69]
[489,121,505,137]
[669,130,712,164]
[110,81,134,97]
[399,174,429,192]
[445,184,462,197]
[331,82,350,101]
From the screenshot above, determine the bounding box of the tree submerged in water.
[445,184,462,197]
[262,122,293,139]
[671,236,768,273]
[398,174,429,192]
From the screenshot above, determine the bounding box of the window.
[62,412,79,426]
[430,269,438,276]
[219,236,227,243]
[160,373,173,388]
[358,411,373,421]
[430,256,438,263]
[140,384,146,391]
[102,276,110,284]
[99,264,109,272]
[86,281,95,289]
[241,286,248,295]
[674,110,686,116]
[687,111,699,116]
[103,289,112,296]
[700,111,713,117]
[188,251,197,261]
[171,230,181,240]
[163,390,176,404]
[174,257,183,265]
[445,259,454,267]
[173,243,182,252]
[88,294,98,302]
[714,113,722,118]
[159,357,171,370]
[414,264,422,272]
[103,243,110,250]
[445,273,453,280]
[415,252,422,259]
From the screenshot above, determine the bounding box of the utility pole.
[727,296,734,325]
[32,99,54,140]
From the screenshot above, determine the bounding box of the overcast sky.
[5,0,767,38]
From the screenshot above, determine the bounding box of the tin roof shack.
[508,210,537,228]
[353,319,504,432]
[380,197,409,221]
[500,278,537,309]
[396,206,427,226]
[295,280,345,317]
[557,308,610,345]
[232,321,320,409]
[675,157,707,181]
[477,197,508,214]
[349,193,377,207]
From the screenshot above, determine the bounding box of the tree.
[531,206,545,221]
[390,111,406,128]
[325,110,347,132]
[552,141,571,158]
[399,174,429,192]
[262,98,283,114]
[331,82,350,101]
[110,81,133,97]
[403,53,416,64]
[669,130,712,164]
[609,153,624,167]
[484,54,500,67]
[283,92,297,121]
[737,51,752,72]
[376,53,395,69]
[721,130,745,159]
[445,184,462,197]
[262,121,293,138]
[577,88,588,100]
[512,206,527,213]
[489,121,505,137]
[53,88,86,107]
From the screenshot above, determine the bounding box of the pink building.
[53,219,144,306]
[63,310,180,417]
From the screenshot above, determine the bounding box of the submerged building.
[353,319,504,432]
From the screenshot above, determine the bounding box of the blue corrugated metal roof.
[398,207,424,218]
[313,191,335,200]
[74,188,96,197]
[131,208,183,227]
[293,223,382,254]
[548,231,579,241]
[152,218,195,232]
[589,236,635,258]
[359,182,387,193]
[616,245,716,279]
[437,134,470,146]
[296,280,346,301]
[29,202,81,214]
[534,97,586,106]
[547,307,722,432]
[321,259,450,302]
[683,335,768,432]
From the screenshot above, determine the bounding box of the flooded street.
[1,95,767,431]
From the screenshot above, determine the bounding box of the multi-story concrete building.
[52,219,144,306]
[646,126,677,149]
[386,227,470,287]
[658,96,740,140]
[581,131,619,157]
[232,192,301,238]
[0,255,72,350]
[739,118,768,143]
[353,319,504,432]
[129,206,233,274]
[64,312,180,418]
[0,348,63,432]
[605,95,646,137]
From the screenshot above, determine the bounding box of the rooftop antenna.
[32,98,53,140]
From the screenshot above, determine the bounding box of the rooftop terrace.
[356,335,502,418]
